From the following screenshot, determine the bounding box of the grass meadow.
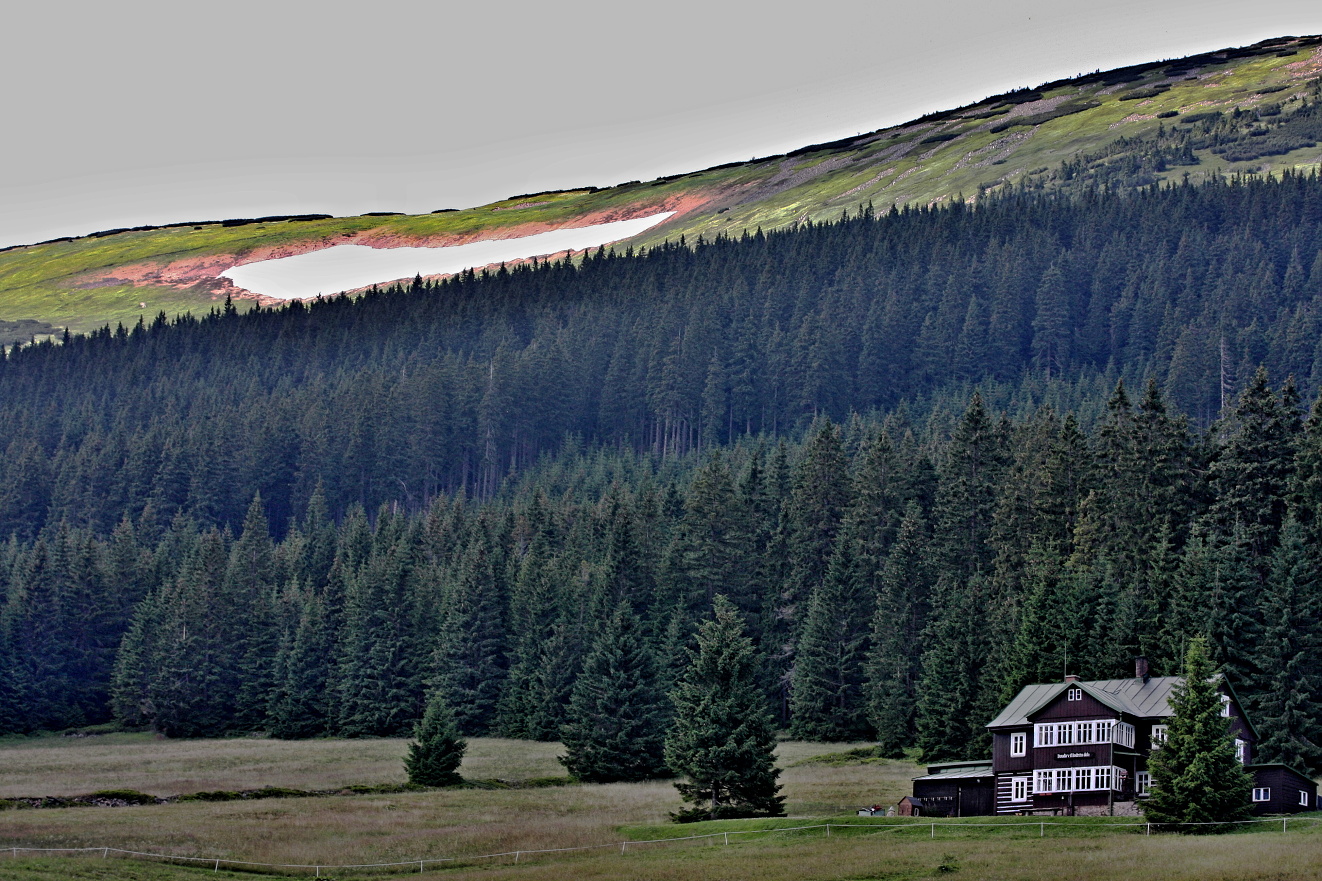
[2,735,1322,880]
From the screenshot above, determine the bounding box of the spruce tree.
[431,529,508,736]
[1251,518,1322,774]
[665,596,784,822]
[865,503,933,755]
[405,690,466,787]
[788,537,872,741]
[560,602,670,782]
[1143,637,1253,831]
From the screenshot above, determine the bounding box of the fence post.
[621,841,627,855]
[1146,823,1150,836]
[102,848,108,858]
[1284,818,1288,833]
[930,823,935,838]
[826,826,831,838]
[1040,822,1044,838]
[214,858,220,873]
[421,858,426,872]
[724,833,729,845]
[515,852,520,864]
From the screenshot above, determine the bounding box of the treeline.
[1,175,1322,542]
[3,372,1322,778]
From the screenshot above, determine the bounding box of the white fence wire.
[6,816,1322,876]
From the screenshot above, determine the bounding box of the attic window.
[1067,688,1082,701]
[1221,695,1231,717]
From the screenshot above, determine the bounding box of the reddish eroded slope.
[76,191,716,303]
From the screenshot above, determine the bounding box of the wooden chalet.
[905,658,1317,817]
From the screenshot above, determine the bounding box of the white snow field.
[220,212,675,300]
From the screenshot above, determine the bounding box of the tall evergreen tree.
[665,596,784,822]
[431,528,508,736]
[1251,518,1322,774]
[1143,637,1253,831]
[560,602,670,782]
[865,503,933,755]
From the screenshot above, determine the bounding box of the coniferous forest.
[3,174,1322,775]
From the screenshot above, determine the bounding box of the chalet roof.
[986,676,1183,728]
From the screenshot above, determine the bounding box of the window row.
[1033,721,1134,748]
[1032,766,1121,794]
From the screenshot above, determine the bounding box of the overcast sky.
[2,1,1320,250]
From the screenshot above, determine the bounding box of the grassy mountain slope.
[3,35,1321,335]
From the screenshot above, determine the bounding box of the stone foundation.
[1075,800,1141,817]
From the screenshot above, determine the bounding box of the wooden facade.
[908,660,1315,818]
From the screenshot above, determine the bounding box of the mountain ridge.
[2,34,1320,335]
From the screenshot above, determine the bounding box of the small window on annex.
[1253,787,1271,802]
[1302,790,1311,807]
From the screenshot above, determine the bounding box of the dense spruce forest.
[3,174,1322,774]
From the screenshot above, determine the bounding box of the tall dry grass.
[0,735,565,797]
[0,736,906,871]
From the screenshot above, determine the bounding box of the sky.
[2,1,1321,250]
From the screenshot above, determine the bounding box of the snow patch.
[220,212,674,300]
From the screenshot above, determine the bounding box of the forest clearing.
[2,735,1321,880]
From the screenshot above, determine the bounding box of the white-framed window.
[1011,732,1026,757]
[1055,769,1073,792]
[1099,766,1114,791]
[1253,787,1271,802]
[1096,720,1114,743]
[1221,695,1232,717]
[1067,687,1082,701]
[1235,739,1248,765]
[1077,720,1094,743]
[1075,767,1093,790]
[1112,721,1136,748]
[1011,776,1030,802]
[1302,790,1311,807]
[1136,771,1151,796]
[1150,725,1168,747]
[1056,722,1074,745]
[1035,724,1056,748]
[1036,769,1054,794]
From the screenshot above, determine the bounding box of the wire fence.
[6,816,1322,876]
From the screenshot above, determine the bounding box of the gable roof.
[986,676,1183,728]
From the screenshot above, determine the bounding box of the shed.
[910,761,996,817]
[897,796,925,816]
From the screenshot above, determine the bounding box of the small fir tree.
[404,690,466,787]
[560,601,670,782]
[665,596,784,822]
[1143,637,1253,832]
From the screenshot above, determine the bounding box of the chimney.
[1064,674,1079,683]
[1135,657,1150,682]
